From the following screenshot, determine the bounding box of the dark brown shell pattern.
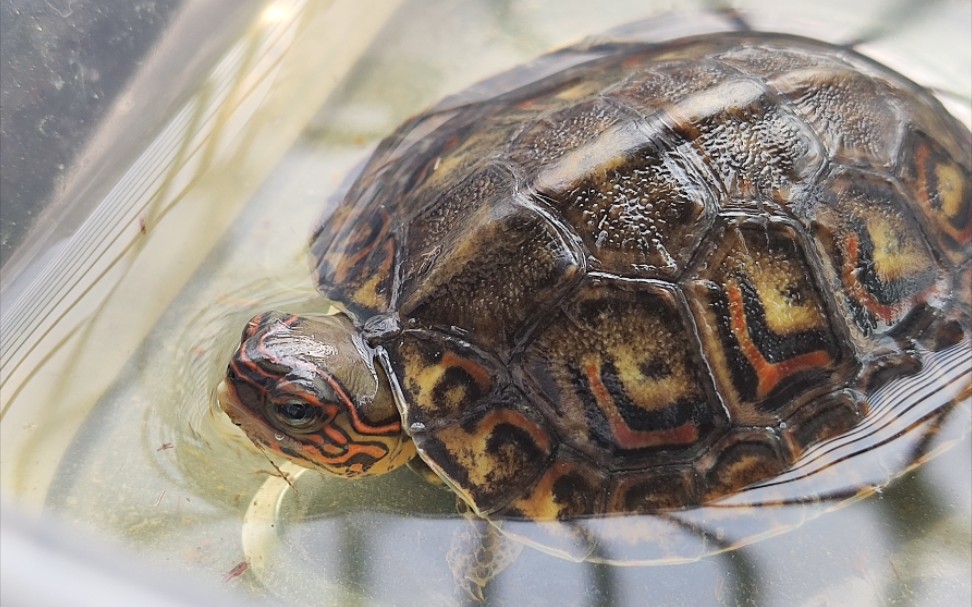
[311,33,972,527]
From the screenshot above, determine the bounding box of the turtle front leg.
[447,499,523,603]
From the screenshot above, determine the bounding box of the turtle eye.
[274,400,325,431]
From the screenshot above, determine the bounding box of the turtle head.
[217,311,415,477]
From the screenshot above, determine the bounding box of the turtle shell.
[311,31,972,558]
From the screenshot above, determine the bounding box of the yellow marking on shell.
[704,450,783,502]
[432,408,553,506]
[609,467,698,514]
[612,350,695,413]
[910,139,972,259]
[353,274,387,309]
[936,161,965,220]
[499,459,604,562]
[748,255,827,334]
[582,354,700,449]
[867,214,931,281]
[422,153,465,189]
[554,81,605,102]
[438,383,466,410]
[726,280,833,401]
[407,348,494,416]
[509,461,580,521]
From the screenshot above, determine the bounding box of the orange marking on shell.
[584,362,613,407]
[841,234,898,322]
[726,282,832,400]
[915,143,972,246]
[479,408,551,448]
[442,351,494,394]
[583,362,699,449]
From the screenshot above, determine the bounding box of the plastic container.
[2,1,969,605]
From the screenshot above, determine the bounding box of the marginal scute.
[699,428,790,503]
[609,466,700,513]
[497,452,609,561]
[385,330,501,426]
[410,403,556,515]
[781,390,867,458]
[522,278,726,467]
[311,204,396,319]
[504,451,609,521]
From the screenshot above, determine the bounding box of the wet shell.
[311,30,971,558]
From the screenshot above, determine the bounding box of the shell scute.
[506,453,608,520]
[897,129,972,267]
[607,58,740,117]
[535,119,717,280]
[412,403,557,515]
[665,77,826,206]
[386,330,500,426]
[811,167,947,339]
[312,203,397,320]
[780,389,868,459]
[400,164,514,283]
[609,465,700,514]
[713,40,847,76]
[770,67,902,166]
[521,278,727,467]
[698,427,791,503]
[509,96,635,173]
[686,218,859,423]
[496,453,609,561]
[400,189,583,354]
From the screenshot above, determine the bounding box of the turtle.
[217,23,972,599]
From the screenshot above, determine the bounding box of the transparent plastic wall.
[2,1,402,604]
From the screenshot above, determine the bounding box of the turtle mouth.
[215,379,251,428]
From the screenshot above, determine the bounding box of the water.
[3,1,970,606]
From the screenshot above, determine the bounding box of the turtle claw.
[448,504,524,604]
